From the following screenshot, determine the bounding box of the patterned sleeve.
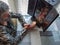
[10,12,26,27]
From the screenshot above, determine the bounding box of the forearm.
[18,15,26,27]
[10,12,26,26]
[30,21,36,27]
[10,12,20,18]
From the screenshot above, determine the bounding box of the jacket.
[0,12,26,45]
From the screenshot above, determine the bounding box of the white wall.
[8,0,16,12]
[55,3,60,17]
[17,0,29,15]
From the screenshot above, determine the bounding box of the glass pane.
[40,17,60,45]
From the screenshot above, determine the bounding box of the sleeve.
[0,27,15,45]
[31,15,36,21]
[10,12,26,27]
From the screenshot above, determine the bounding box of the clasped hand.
[24,21,36,30]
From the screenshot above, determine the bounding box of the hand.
[24,24,30,29]
[24,21,36,30]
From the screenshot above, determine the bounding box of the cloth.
[0,12,26,45]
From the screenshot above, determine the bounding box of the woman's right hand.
[24,21,36,30]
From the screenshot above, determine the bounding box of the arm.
[10,12,26,27]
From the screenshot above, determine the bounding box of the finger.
[24,24,29,26]
[24,26,27,29]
